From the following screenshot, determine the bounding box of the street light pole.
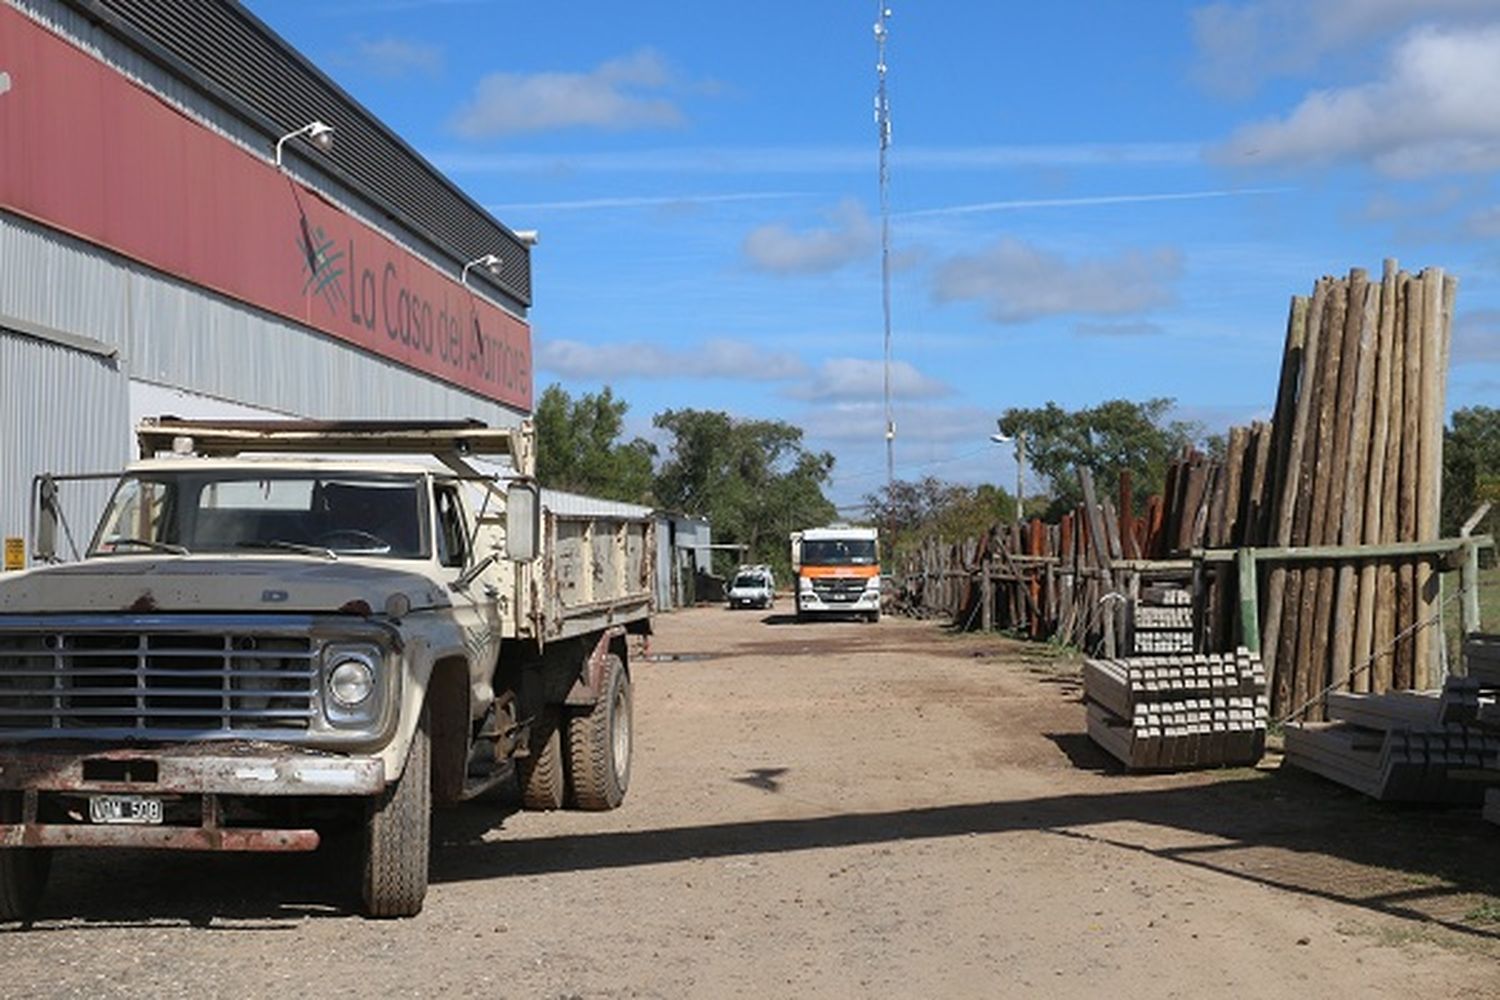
[990,425,1026,526]
[1014,430,1025,527]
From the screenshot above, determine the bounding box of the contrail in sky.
[486,192,810,212]
[901,187,1292,218]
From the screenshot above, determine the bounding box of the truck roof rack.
[136,417,534,477]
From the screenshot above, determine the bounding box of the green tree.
[863,476,1014,562]
[533,384,656,504]
[1443,406,1500,537]
[652,409,836,576]
[997,398,1203,515]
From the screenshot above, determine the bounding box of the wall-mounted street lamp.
[990,423,1026,526]
[274,120,334,167]
[461,253,503,286]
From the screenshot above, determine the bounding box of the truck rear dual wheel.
[517,706,566,811]
[361,704,431,918]
[566,654,632,811]
[0,793,50,922]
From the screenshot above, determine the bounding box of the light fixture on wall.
[461,254,503,286]
[274,120,334,167]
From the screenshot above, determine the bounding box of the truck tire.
[0,793,49,923]
[361,705,431,918]
[517,707,565,811]
[566,654,631,811]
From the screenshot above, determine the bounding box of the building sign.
[3,537,22,572]
[0,7,531,411]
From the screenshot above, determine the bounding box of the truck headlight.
[323,644,384,725]
[329,655,375,707]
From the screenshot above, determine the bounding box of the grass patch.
[1466,899,1500,925]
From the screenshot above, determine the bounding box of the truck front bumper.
[0,744,386,852]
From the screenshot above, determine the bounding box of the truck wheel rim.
[611,684,631,784]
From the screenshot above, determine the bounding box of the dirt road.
[2,609,1497,998]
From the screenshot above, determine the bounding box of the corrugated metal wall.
[0,331,129,562]
[0,214,523,425]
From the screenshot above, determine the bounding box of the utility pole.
[874,2,895,488]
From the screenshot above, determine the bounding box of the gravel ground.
[1,608,1497,998]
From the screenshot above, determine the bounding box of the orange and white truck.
[790,525,881,623]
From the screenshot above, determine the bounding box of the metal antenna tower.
[873,2,895,488]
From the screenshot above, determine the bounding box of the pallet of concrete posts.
[1283,723,1386,798]
[1081,648,1268,770]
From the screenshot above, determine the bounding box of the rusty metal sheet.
[0,822,318,852]
[0,746,384,796]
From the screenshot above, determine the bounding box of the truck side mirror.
[505,481,540,563]
[34,476,59,563]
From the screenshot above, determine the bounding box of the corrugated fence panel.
[0,332,130,563]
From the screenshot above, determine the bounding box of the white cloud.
[783,358,951,402]
[1452,310,1500,365]
[931,238,1182,324]
[536,337,806,382]
[450,49,685,137]
[808,403,996,447]
[1191,0,1496,97]
[348,37,442,78]
[1215,24,1500,176]
[742,200,876,275]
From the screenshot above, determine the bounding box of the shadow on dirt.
[427,767,1500,942]
[4,793,526,930]
[12,769,1498,940]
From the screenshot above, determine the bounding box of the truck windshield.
[733,574,767,589]
[90,471,429,558]
[800,539,877,566]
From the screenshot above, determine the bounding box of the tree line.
[534,384,1499,575]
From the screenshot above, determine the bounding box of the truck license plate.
[88,795,163,825]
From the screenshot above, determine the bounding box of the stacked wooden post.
[1258,264,1456,717]
[894,258,1459,718]
[1083,648,1268,769]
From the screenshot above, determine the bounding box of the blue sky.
[247,0,1500,507]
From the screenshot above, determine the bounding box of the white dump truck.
[0,419,652,918]
[790,525,881,622]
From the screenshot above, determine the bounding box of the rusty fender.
[563,626,626,706]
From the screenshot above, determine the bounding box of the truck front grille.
[810,578,868,604]
[0,631,318,736]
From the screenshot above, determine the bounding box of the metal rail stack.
[1083,649,1268,770]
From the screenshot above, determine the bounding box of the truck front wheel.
[566,653,632,810]
[0,793,50,922]
[361,704,431,918]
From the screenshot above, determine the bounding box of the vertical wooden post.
[1415,267,1446,689]
[1462,540,1481,641]
[1333,280,1379,691]
[1237,548,1260,653]
[980,555,994,633]
[1264,288,1320,714]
